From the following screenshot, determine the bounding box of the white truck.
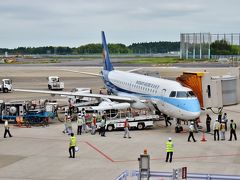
[47,76,64,90]
[105,114,159,131]
[0,79,12,93]
[82,109,159,131]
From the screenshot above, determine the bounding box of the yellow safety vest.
[232,123,236,130]
[70,136,76,147]
[166,141,173,152]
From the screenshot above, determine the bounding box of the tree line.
[1,40,237,56]
[211,40,240,55]
[0,41,180,55]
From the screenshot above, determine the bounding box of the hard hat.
[126,117,129,120]
[168,137,172,141]
[93,114,96,117]
[216,119,218,121]
[68,115,71,119]
[78,113,81,116]
[191,121,194,124]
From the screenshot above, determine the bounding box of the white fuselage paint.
[104,70,201,120]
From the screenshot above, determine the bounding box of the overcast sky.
[0,0,239,48]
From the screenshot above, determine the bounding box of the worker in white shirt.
[213,119,220,141]
[187,121,196,142]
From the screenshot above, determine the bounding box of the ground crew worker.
[100,119,106,137]
[206,114,211,132]
[188,121,196,142]
[220,120,226,140]
[123,117,131,138]
[229,119,237,141]
[62,112,68,134]
[222,113,228,131]
[67,116,73,135]
[164,115,172,127]
[69,133,76,158]
[165,137,173,163]
[77,114,83,135]
[91,114,97,135]
[4,120,12,138]
[218,108,223,122]
[213,119,220,141]
[82,114,87,133]
[102,115,107,136]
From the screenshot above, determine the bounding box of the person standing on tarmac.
[100,118,106,137]
[69,133,76,158]
[222,113,228,131]
[165,137,173,163]
[77,114,83,135]
[91,114,97,135]
[188,121,196,142]
[206,114,211,133]
[4,120,12,138]
[67,116,73,135]
[213,119,220,141]
[63,112,68,134]
[164,115,172,127]
[229,119,237,141]
[220,120,226,140]
[123,117,131,138]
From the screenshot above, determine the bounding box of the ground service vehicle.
[0,100,58,125]
[80,108,159,131]
[48,76,64,90]
[0,79,12,93]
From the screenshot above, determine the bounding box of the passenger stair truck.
[47,76,64,90]
[0,79,12,93]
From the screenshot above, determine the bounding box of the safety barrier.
[115,170,240,180]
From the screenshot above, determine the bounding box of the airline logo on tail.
[102,31,114,71]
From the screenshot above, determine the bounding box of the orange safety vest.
[92,118,96,125]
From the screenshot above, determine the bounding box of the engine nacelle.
[130,99,148,109]
[92,100,130,111]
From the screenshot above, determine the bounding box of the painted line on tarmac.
[84,141,114,162]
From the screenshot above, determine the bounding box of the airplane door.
[161,89,166,106]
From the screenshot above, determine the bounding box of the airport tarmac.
[0,65,240,180]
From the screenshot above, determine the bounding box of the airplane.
[14,31,201,121]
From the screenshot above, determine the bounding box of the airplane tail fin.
[102,31,114,71]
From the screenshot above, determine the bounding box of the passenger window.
[169,91,176,97]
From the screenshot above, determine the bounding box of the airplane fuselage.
[102,70,201,120]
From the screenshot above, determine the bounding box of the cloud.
[0,0,239,48]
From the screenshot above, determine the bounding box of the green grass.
[122,57,187,64]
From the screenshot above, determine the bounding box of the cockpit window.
[169,91,176,97]
[176,91,196,98]
[188,91,196,97]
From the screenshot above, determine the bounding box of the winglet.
[102,31,114,71]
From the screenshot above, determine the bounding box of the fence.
[115,170,240,180]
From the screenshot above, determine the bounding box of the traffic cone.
[201,131,207,142]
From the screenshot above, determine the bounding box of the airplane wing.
[126,67,143,73]
[59,69,103,77]
[14,89,134,102]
